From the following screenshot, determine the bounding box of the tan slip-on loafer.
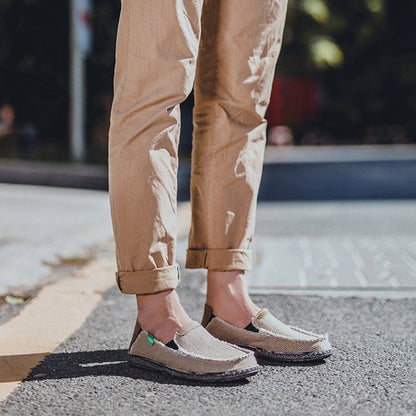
[127,320,260,382]
[202,305,333,362]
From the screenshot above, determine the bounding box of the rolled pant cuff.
[115,263,180,295]
[185,249,252,271]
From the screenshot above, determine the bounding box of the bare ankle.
[206,270,260,328]
[136,289,191,343]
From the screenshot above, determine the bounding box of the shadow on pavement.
[255,356,329,367]
[22,349,252,387]
[18,349,329,388]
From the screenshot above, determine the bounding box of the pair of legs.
[136,271,259,343]
[108,0,288,343]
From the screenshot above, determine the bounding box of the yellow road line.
[0,258,116,402]
[0,201,191,402]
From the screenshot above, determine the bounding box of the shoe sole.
[243,346,333,362]
[127,353,261,382]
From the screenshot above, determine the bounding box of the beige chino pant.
[108,0,288,295]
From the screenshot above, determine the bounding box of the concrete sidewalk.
[0,185,415,415]
[1,257,414,416]
[0,183,113,296]
[247,201,416,298]
[3,184,415,298]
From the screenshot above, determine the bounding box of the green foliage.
[280,0,416,140]
[0,0,414,155]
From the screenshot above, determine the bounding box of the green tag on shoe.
[147,333,155,345]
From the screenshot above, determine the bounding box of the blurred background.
[0,0,415,176]
[1,3,415,406]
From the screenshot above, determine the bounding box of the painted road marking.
[0,258,115,402]
[0,201,191,403]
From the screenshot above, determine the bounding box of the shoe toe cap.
[309,333,332,353]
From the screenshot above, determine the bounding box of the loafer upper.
[129,320,259,374]
[204,306,332,354]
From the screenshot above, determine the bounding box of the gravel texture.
[1,267,415,416]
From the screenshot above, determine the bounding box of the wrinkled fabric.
[204,306,332,354]
[108,0,288,294]
[129,321,258,374]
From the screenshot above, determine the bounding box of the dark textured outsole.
[243,346,333,362]
[127,354,261,382]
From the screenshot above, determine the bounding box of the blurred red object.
[0,104,15,139]
[267,125,294,146]
[266,76,320,126]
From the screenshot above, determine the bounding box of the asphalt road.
[1,185,415,415]
[1,258,415,416]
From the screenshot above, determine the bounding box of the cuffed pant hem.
[185,249,252,271]
[115,263,180,295]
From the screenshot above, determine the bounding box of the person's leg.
[186,0,288,327]
[108,0,204,343]
[206,270,259,328]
